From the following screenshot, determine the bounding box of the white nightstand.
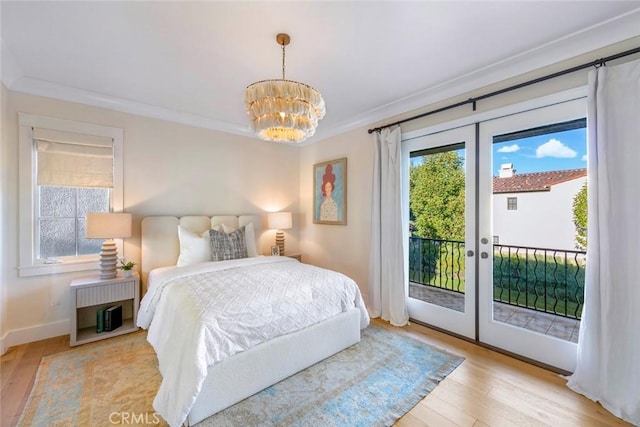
[70,272,140,346]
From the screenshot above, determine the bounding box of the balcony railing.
[409,237,466,293]
[409,237,586,319]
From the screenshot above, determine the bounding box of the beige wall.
[1,83,8,352]
[1,89,300,348]
[299,128,374,300]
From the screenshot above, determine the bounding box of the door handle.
[466,250,474,257]
[481,252,489,259]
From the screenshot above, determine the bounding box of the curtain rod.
[367,46,640,134]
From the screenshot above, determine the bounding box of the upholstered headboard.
[141,215,264,288]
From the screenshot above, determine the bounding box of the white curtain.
[567,59,640,425]
[369,127,409,327]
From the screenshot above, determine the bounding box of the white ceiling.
[2,1,639,144]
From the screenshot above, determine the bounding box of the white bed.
[139,215,368,426]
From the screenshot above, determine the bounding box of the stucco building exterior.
[492,164,587,251]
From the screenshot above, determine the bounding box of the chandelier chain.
[281,43,286,80]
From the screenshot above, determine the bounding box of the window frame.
[507,197,518,210]
[18,113,124,277]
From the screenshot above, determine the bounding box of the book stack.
[96,305,123,333]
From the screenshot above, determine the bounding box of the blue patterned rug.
[19,324,462,426]
[200,324,464,426]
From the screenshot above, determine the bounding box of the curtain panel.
[567,59,640,425]
[368,127,409,327]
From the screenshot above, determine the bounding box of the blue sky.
[410,127,587,174]
[492,127,587,175]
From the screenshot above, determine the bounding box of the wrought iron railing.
[493,244,586,319]
[409,237,466,293]
[409,237,586,319]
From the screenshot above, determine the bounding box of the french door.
[404,97,585,372]
[403,125,477,340]
[478,99,585,372]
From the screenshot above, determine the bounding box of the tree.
[572,181,587,250]
[410,151,465,240]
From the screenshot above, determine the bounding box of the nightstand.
[287,254,302,262]
[70,272,140,346]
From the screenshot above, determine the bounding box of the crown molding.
[310,7,640,144]
[7,75,255,137]
[2,8,639,146]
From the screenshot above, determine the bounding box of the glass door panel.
[478,99,586,372]
[403,125,476,339]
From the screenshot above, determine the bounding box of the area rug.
[19,324,463,427]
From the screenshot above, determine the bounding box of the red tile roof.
[493,168,586,194]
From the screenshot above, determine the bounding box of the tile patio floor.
[409,282,580,343]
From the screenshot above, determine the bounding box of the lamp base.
[98,239,118,279]
[275,231,285,256]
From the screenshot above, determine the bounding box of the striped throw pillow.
[209,226,248,261]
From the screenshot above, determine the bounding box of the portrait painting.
[313,158,347,225]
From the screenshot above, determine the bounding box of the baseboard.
[2,319,70,353]
[0,332,7,355]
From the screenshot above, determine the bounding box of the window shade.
[34,128,114,188]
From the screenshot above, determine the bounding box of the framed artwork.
[271,245,280,256]
[313,157,347,225]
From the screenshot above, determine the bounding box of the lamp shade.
[267,212,292,230]
[86,213,132,239]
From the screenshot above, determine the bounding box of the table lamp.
[267,211,292,256]
[86,212,132,279]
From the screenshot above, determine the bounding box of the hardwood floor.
[1,335,70,427]
[391,320,630,427]
[1,321,631,427]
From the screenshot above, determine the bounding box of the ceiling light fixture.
[245,33,326,143]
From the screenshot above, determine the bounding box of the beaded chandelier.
[245,33,326,143]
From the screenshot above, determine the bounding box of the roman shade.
[34,128,114,188]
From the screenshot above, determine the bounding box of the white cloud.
[581,154,587,161]
[497,144,520,153]
[535,138,577,158]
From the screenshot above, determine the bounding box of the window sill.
[18,260,98,277]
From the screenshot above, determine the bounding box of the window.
[507,197,517,210]
[38,186,109,258]
[19,114,123,277]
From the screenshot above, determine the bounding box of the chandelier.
[245,33,326,143]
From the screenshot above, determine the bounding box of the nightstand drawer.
[76,281,135,308]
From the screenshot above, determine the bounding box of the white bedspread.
[137,256,369,427]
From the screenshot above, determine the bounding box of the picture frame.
[313,157,347,225]
[270,245,280,256]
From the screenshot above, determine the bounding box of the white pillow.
[222,222,258,257]
[176,225,219,267]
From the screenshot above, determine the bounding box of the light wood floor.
[1,321,631,427]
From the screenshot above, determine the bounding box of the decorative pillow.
[222,222,258,257]
[209,226,248,261]
[176,225,220,267]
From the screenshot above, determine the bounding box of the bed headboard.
[141,215,264,288]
